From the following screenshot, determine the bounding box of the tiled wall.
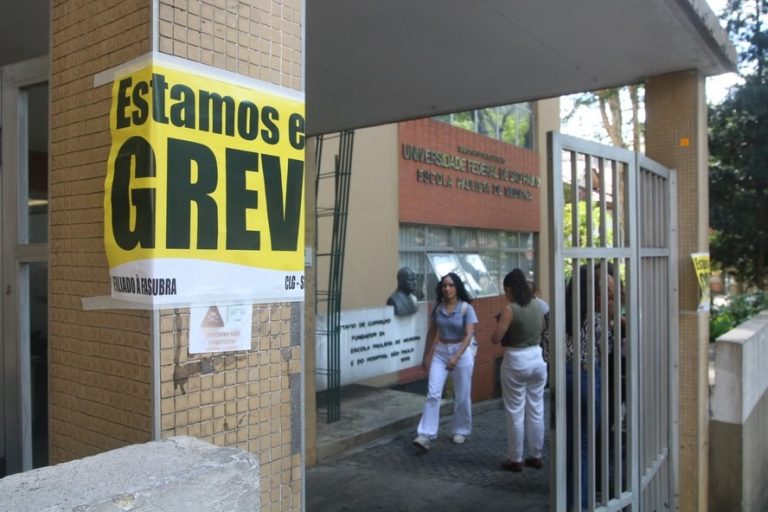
[49,1,304,509]
[157,1,304,509]
[159,304,303,510]
[646,70,710,512]
[49,0,153,464]
[157,0,302,90]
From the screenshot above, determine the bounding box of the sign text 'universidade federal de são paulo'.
[104,62,305,306]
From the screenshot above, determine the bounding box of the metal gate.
[548,133,678,511]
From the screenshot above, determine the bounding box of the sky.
[705,0,743,103]
[561,0,741,142]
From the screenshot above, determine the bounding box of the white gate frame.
[548,132,678,511]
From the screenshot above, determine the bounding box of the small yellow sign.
[691,252,710,312]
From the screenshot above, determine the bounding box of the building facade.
[312,102,558,404]
[2,2,304,510]
[0,1,735,511]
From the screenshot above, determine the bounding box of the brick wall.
[398,119,541,231]
[469,296,507,400]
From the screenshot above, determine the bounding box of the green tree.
[563,85,643,151]
[436,105,532,147]
[709,0,768,289]
[563,200,614,250]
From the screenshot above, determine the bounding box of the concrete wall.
[709,311,768,512]
[327,124,400,312]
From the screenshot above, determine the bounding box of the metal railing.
[313,130,354,423]
[549,132,677,511]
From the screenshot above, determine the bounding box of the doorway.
[1,55,50,476]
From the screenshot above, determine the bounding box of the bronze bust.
[387,267,419,316]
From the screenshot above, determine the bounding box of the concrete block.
[710,311,768,511]
[712,311,768,424]
[0,436,260,511]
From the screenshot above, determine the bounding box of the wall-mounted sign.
[398,119,541,232]
[189,303,253,353]
[691,252,710,312]
[316,304,428,390]
[104,60,305,306]
[402,143,540,200]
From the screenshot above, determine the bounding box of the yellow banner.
[691,252,710,312]
[104,62,305,305]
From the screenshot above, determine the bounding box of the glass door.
[1,56,49,476]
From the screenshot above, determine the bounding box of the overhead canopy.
[1,0,736,137]
[306,0,737,135]
[0,0,49,68]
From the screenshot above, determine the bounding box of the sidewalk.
[307,392,550,512]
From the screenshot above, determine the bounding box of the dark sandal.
[524,457,543,469]
[501,460,523,472]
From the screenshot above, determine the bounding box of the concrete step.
[315,384,452,461]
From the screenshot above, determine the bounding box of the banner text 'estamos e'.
[104,63,305,306]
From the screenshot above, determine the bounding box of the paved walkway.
[307,399,551,512]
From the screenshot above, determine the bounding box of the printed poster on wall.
[189,303,253,353]
[104,59,306,306]
[315,304,428,391]
[691,252,710,312]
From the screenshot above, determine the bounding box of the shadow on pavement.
[307,399,550,512]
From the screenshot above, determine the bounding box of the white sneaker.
[413,434,430,452]
[452,434,466,444]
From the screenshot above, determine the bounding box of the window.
[400,224,536,301]
[434,103,534,149]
